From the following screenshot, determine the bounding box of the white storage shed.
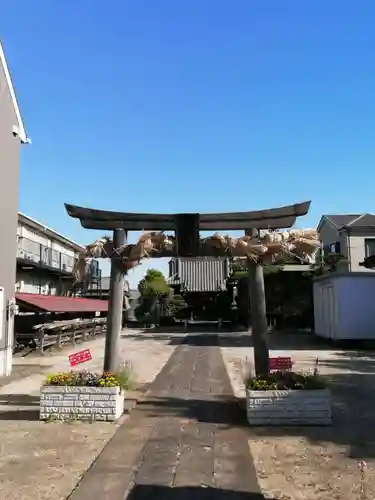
[313,272,375,340]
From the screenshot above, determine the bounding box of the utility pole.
[104,229,126,372]
[247,228,269,376]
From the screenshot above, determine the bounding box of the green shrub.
[168,294,188,319]
[159,315,175,326]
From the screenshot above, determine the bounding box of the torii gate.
[65,201,311,376]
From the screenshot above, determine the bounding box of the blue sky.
[3,1,375,287]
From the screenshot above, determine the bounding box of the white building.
[16,213,95,296]
[0,41,30,377]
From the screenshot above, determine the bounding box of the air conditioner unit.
[25,254,38,263]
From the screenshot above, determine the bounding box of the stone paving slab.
[68,334,262,500]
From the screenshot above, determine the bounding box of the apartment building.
[16,213,100,295]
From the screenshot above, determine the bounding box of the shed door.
[321,285,337,339]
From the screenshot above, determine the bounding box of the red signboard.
[69,349,92,367]
[270,356,293,371]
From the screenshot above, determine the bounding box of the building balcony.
[17,236,77,275]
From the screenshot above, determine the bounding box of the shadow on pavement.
[122,330,338,350]
[121,332,184,345]
[0,409,39,421]
[0,394,40,421]
[319,350,375,372]
[126,484,266,499]
[0,394,40,405]
[137,395,247,427]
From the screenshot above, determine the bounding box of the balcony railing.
[17,236,77,274]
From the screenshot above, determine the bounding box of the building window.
[365,239,375,258]
[323,242,340,255]
[330,242,341,254]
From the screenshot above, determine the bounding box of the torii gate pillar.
[104,229,126,372]
[247,229,269,376]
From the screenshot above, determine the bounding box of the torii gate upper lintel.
[65,200,311,231]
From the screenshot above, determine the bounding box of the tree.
[137,269,170,324]
[138,268,169,296]
[230,260,283,280]
[306,252,347,276]
[167,293,188,319]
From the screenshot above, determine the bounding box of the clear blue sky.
[3,1,375,286]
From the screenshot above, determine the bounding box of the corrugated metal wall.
[169,257,230,292]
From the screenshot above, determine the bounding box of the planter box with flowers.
[40,367,132,422]
[245,367,332,426]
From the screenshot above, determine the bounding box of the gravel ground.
[249,436,374,500]
[0,329,177,500]
[220,331,375,500]
[0,420,117,500]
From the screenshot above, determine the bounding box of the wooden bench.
[183,318,225,332]
[33,318,107,354]
[269,356,293,372]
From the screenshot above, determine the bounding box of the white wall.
[16,271,60,295]
[18,225,49,246]
[0,56,22,377]
[314,273,375,340]
[348,234,375,272]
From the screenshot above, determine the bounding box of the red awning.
[15,293,109,313]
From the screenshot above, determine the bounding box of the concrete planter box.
[246,388,332,426]
[40,386,125,422]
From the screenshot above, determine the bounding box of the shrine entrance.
[65,201,318,376]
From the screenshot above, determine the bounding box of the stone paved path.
[68,335,263,500]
